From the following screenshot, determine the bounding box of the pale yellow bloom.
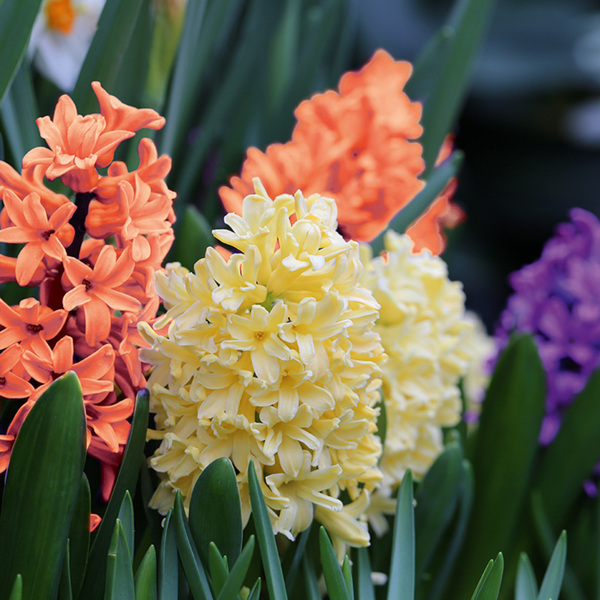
[359,231,491,535]
[141,179,386,546]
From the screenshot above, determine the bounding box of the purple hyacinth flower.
[495,208,600,445]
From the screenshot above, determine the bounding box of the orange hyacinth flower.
[23,93,133,193]
[220,49,462,252]
[92,81,165,134]
[0,162,71,212]
[0,345,34,399]
[62,245,141,346]
[0,190,76,285]
[0,298,67,354]
[22,337,115,403]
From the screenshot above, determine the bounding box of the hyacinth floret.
[140,178,386,549]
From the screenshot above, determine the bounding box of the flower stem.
[67,192,95,259]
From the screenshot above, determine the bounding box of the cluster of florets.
[140,179,386,549]
[220,49,463,253]
[360,232,492,534]
[496,208,600,444]
[0,82,175,498]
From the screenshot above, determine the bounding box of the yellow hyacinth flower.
[360,231,491,536]
[140,179,386,547]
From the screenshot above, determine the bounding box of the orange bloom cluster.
[220,49,463,253]
[0,82,175,499]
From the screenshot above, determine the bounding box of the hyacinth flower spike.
[0,81,176,501]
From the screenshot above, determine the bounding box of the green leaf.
[69,475,92,598]
[173,0,284,217]
[302,556,321,600]
[0,60,41,164]
[355,548,375,600]
[108,0,153,108]
[454,334,545,596]
[247,578,262,600]
[470,554,504,600]
[374,393,387,451]
[188,458,242,566]
[342,556,354,600]
[405,27,454,102]
[266,0,301,115]
[370,152,463,255]
[387,470,415,600]
[215,536,256,600]
[415,442,463,579]
[284,524,312,594]
[105,520,135,600]
[419,0,496,174]
[173,492,214,600]
[535,368,600,529]
[168,206,214,271]
[134,545,157,600]
[0,372,86,600]
[118,492,135,562]
[319,527,351,600]
[8,576,22,600]
[58,541,73,600]
[266,0,346,144]
[139,458,163,551]
[426,460,475,600]
[158,511,178,600]
[515,554,538,600]
[537,531,567,600]
[247,462,288,600]
[208,544,228,595]
[159,0,209,156]
[80,388,150,600]
[72,0,145,114]
[0,0,43,107]
[144,0,186,110]
[530,496,584,600]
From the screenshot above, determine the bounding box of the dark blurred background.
[355,0,600,330]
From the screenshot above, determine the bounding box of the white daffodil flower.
[28,0,106,92]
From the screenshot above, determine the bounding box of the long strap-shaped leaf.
[319,528,351,600]
[387,470,415,600]
[215,537,256,600]
[515,554,538,600]
[0,372,86,600]
[415,442,463,580]
[79,389,150,600]
[158,511,178,600]
[370,152,462,254]
[68,475,92,598]
[134,545,157,600]
[0,61,41,164]
[453,334,545,596]
[105,520,135,600]
[173,492,214,600]
[537,531,567,600]
[247,462,288,600]
[72,0,145,114]
[470,554,504,600]
[419,0,496,175]
[535,368,600,529]
[0,0,42,106]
